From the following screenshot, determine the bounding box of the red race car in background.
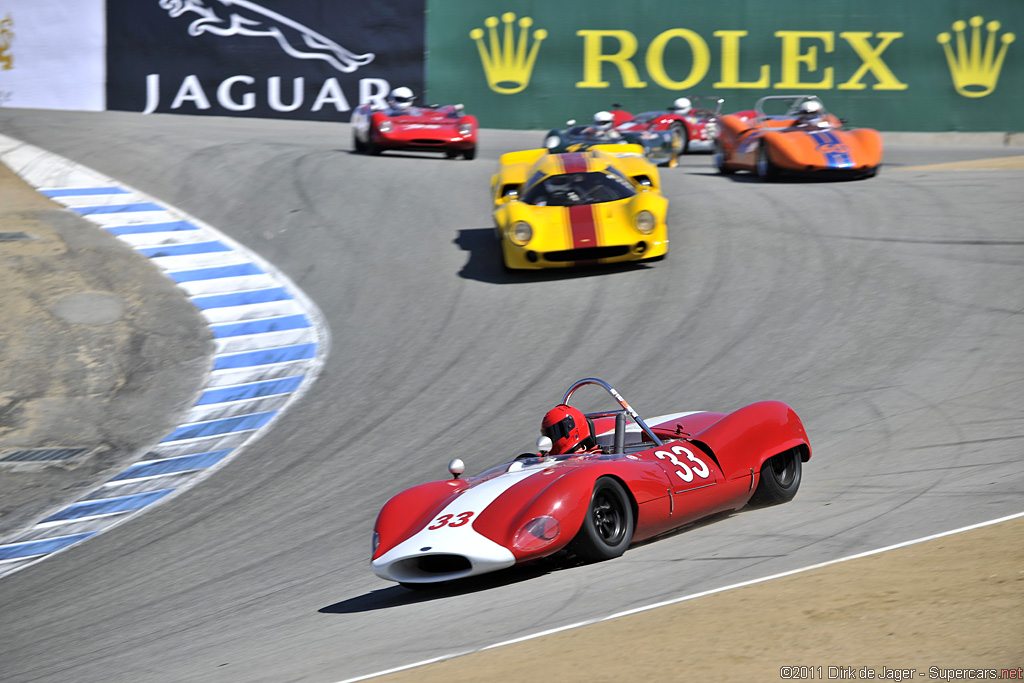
[610,96,724,154]
[351,87,479,160]
[371,377,811,587]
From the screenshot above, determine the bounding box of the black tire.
[353,133,366,153]
[669,121,688,155]
[445,149,459,159]
[463,146,477,161]
[366,135,381,156]
[713,139,734,175]
[756,142,776,181]
[570,478,633,562]
[749,447,802,505]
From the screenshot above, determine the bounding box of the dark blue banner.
[107,0,425,121]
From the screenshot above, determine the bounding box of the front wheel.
[756,143,776,181]
[669,122,688,155]
[463,146,477,161]
[570,478,633,562]
[749,448,802,505]
[713,140,734,175]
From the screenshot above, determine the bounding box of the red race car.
[610,96,724,154]
[371,377,811,587]
[351,87,478,160]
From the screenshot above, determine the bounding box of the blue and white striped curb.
[0,134,330,578]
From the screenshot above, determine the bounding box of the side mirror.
[536,436,553,455]
[448,458,465,479]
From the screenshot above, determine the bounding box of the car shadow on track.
[345,149,476,162]
[455,228,660,284]
[319,555,569,613]
[707,171,878,184]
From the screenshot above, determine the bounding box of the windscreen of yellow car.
[522,172,636,207]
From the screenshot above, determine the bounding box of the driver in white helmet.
[386,86,416,114]
[794,99,828,128]
[669,97,693,116]
[585,110,622,141]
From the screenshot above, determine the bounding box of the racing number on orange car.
[818,142,850,155]
[428,511,475,530]
[655,445,711,483]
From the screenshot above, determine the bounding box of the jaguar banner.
[107,0,425,121]
[426,0,1023,132]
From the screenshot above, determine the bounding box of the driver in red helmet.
[541,405,598,455]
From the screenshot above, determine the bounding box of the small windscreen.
[521,171,636,207]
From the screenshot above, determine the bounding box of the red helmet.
[541,405,595,455]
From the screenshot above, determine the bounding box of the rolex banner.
[426,0,1023,132]
[106,0,425,121]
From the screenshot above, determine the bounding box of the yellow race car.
[491,146,669,270]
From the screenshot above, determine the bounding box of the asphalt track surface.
[0,109,1021,683]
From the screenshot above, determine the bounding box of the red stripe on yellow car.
[567,204,599,265]
[561,153,589,174]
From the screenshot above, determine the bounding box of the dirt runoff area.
[0,162,210,540]
[378,515,1023,683]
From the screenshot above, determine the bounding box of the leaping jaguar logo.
[158,0,374,73]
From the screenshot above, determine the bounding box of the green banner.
[426,0,1022,132]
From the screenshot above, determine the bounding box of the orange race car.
[714,95,882,180]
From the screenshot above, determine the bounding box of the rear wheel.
[749,448,802,505]
[570,478,633,562]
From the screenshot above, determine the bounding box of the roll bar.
[561,378,664,447]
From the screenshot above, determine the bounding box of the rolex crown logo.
[937,16,1015,98]
[470,13,547,95]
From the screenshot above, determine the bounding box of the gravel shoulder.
[0,163,211,540]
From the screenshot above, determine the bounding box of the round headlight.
[512,516,561,552]
[509,221,533,246]
[371,530,380,555]
[635,210,656,234]
[379,121,393,133]
[458,122,473,136]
